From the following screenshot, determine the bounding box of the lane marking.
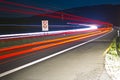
[0,30,112,77]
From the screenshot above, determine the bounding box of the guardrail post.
[116,30,120,56]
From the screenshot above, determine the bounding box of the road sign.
[42,20,49,31]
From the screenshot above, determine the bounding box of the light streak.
[0,29,99,53]
[68,23,98,29]
[0,28,97,40]
[0,28,111,60]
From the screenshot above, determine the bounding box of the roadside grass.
[107,38,119,58]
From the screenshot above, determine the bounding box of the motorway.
[0,28,115,80]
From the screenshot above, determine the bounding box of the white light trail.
[0,28,96,40]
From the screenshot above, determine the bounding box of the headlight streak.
[78,24,98,29]
[0,28,96,40]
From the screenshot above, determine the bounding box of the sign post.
[117,30,119,37]
[42,20,49,31]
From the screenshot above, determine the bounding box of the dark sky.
[0,0,120,17]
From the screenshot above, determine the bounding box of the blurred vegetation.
[116,37,120,54]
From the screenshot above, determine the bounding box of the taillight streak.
[0,28,111,60]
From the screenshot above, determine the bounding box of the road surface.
[0,30,115,80]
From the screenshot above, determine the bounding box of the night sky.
[0,0,120,17]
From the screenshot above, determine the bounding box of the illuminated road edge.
[0,30,112,77]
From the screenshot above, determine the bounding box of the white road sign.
[42,20,49,31]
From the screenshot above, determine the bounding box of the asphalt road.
[0,30,115,80]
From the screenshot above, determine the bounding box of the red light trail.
[0,6,106,24]
[0,28,111,60]
[0,0,112,26]
[0,29,99,53]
